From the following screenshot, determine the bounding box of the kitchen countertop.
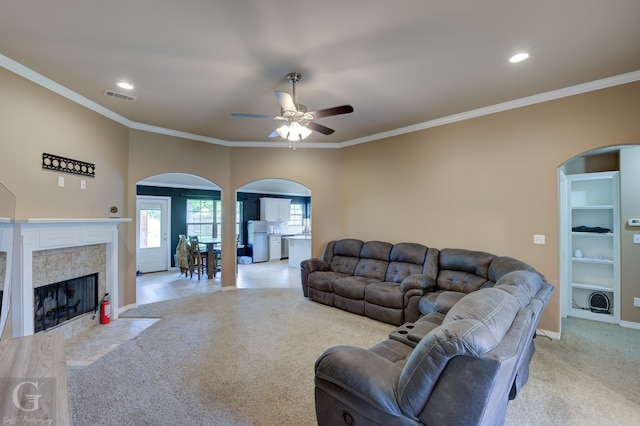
[282,234,312,240]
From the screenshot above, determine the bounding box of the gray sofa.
[300,239,541,326]
[314,270,554,426]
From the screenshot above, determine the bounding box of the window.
[186,199,220,238]
[288,203,304,227]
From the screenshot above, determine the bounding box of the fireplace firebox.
[34,273,98,333]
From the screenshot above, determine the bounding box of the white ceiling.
[1,1,639,147]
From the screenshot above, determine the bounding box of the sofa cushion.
[494,270,544,307]
[443,288,522,340]
[334,276,371,299]
[353,241,392,280]
[365,282,404,309]
[332,238,364,257]
[328,239,364,275]
[419,290,467,314]
[436,248,496,292]
[308,271,349,292]
[488,256,542,283]
[397,287,521,416]
[385,243,428,283]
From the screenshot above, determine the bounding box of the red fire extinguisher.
[100,293,111,324]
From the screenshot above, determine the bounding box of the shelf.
[571,231,612,237]
[571,282,614,292]
[571,205,614,210]
[571,257,613,264]
[569,307,617,323]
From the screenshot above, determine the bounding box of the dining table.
[198,237,221,279]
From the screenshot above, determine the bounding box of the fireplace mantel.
[12,218,130,337]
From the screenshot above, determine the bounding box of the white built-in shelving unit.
[564,171,620,323]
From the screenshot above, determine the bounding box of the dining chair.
[188,235,208,279]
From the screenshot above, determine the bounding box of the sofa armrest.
[315,345,403,416]
[400,274,436,293]
[300,258,331,297]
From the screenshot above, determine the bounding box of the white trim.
[11,218,130,337]
[117,303,138,315]
[619,320,640,330]
[2,53,639,149]
[537,328,561,340]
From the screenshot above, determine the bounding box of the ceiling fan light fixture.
[277,122,311,143]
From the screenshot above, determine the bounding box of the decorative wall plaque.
[42,153,95,177]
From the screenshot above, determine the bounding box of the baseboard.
[118,303,137,315]
[619,320,640,330]
[536,328,561,340]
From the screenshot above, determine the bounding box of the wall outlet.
[634,297,640,308]
[533,234,546,245]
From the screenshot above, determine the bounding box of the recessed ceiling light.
[509,53,529,63]
[117,81,134,90]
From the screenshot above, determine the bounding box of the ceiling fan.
[231,72,354,146]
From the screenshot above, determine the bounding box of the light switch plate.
[58,176,64,187]
[533,234,546,245]
[633,234,640,244]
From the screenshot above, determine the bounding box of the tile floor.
[65,260,301,365]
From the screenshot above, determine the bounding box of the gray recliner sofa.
[300,239,439,325]
[314,270,554,426]
[301,240,541,326]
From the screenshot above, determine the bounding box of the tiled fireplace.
[12,218,129,338]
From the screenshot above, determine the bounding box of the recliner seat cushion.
[365,282,404,309]
[334,276,372,299]
[308,271,349,292]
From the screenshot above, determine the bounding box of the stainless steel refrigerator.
[247,220,268,262]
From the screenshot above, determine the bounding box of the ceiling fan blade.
[307,121,335,135]
[274,91,297,112]
[231,113,275,119]
[309,105,354,119]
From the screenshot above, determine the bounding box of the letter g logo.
[12,381,42,412]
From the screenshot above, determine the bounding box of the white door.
[136,196,171,273]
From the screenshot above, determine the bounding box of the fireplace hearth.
[34,273,98,333]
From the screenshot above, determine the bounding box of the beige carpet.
[67,288,640,425]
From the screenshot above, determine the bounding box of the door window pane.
[139,203,162,248]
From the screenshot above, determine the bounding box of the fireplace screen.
[34,273,98,332]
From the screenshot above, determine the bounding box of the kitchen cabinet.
[563,171,619,323]
[268,235,282,261]
[260,198,291,222]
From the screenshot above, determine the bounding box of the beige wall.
[0,67,130,312]
[2,63,639,333]
[620,146,640,323]
[229,147,342,257]
[340,82,640,332]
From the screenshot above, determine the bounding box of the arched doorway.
[136,172,222,273]
[558,144,640,331]
[236,179,311,285]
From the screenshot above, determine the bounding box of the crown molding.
[2,53,638,149]
[340,70,640,148]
